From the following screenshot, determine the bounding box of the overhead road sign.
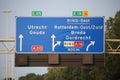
[16,17,104,54]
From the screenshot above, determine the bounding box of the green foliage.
[105,10,120,80]
[43,67,81,80]
[19,67,105,80]
[105,54,120,80]
[106,11,120,39]
[19,73,43,80]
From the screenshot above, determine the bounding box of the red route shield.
[32,45,43,51]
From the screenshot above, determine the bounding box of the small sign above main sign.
[73,11,83,16]
[16,17,104,54]
[32,11,42,16]
[72,11,89,16]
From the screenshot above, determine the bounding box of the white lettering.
[29,30,45,35]
[54,25,78,30]
[71,30,86,35]
[66,35,91,40]
[28,25,47,30]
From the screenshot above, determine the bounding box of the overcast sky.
[0,0,120,80]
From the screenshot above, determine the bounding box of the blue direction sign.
[16,17,104,54]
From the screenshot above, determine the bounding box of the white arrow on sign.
[19,34,23,51]
[51,34,61,51]
[86,41,95,52]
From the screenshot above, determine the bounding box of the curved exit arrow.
[86,41,95,52]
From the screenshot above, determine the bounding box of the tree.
[44,67,66,80]
[105,10,120,80]
[19,76,26,80]
[105,17,114,38]
[19,73,43,80]
[105,11,120,39]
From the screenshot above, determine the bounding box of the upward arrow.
[51,34,56,39]
[51,34,56,51]
[19,34,23,51]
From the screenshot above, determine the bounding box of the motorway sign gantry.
[16,17,104,54]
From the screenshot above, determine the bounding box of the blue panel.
[16,17,104,54]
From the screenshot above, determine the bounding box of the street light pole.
[3,10,12,80]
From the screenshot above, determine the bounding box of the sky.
[0,0,120,80]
